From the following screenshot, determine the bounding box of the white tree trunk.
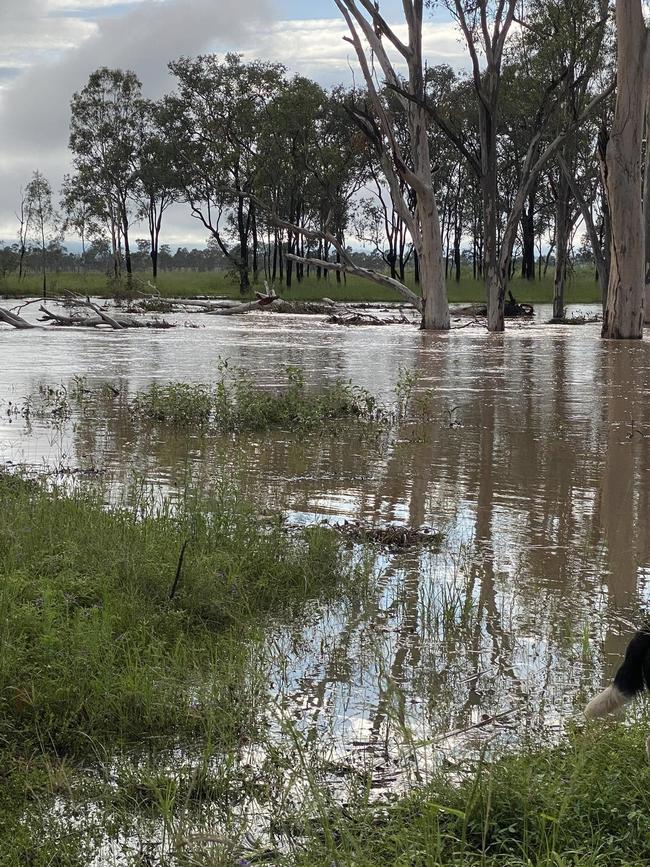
[643,95,650,322]
[418,192,449,329]
[602,0,648,339]
[334,0,449,330]
[412,97,448,329]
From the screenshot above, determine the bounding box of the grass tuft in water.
[130,364,382,432]
[0,471,363,756]
[289,721,650,865]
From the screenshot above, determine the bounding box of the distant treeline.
[9,0,619,325]
[0,240,387,279]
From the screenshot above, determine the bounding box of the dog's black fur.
[585,629,650,719]
[612,629,650,697]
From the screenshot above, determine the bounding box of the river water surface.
[2,302,650,788]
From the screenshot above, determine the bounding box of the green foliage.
[130,365,381,432]
[0,472,357,756]
[292,724,650,866]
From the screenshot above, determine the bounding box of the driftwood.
[133,298,241,312]
[205,287,279,315]
[548,314,601,325]
[38,306,174,329]
[0,306,40,329]
[272,299,340,315]
[286,519,443,551]
[456,294,534,319]
[68,295,127,329]
[327,310,412,326]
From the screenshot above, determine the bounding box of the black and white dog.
[585,629,650,755]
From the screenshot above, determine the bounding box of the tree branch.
[286,253,422,310]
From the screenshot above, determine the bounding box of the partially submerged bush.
[130,365,382,432]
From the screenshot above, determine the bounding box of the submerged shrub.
[130,365,382,433]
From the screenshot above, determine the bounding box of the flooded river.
[2,303,650,781]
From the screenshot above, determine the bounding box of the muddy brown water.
[2,302,650,779]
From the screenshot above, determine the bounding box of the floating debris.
[286,518,443,550]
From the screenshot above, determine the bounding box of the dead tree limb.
[205,287,279,315]
[63,292,126,330]
[217,187,423,313]
[38,306,174,329]
[285,254,421,308]
[0,306,40,329]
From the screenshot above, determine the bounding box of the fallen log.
[0,306,40,329]
[38,306,174,329]
[205,287,279,315]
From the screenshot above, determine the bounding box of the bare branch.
[387,83,481,175]
[286,253,422,310]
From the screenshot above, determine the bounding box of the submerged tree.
[602,0,648,339]
[325,0,449,330]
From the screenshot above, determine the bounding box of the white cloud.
[241,18,467,84]
[0,2,469,248]
[0,0,270,241]
[0,2,96,74]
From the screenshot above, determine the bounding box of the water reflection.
[2,309,650,768]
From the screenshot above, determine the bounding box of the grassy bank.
[0,267,603,305]
[0,471,647,864]
[0,471,365,862]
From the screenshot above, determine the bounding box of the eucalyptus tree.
[60,173,100,261]
[601,0,648,338]
[425,0,611,329]
[306,86,366,283]
[436,0,517,329]
[137,102,178,280]
[16,188,31,280]
[24,171,58,298]
[323,0,449,330]
[69,68,147,280]
[163,53,285,293]
[353,85,417,282]
[255,75,326,287]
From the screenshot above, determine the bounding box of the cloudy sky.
[0,0,466,249]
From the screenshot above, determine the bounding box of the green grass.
[0,472,359,753]
[1,468,647,864]
[130,365,382,432]
[0,470,366,862]
[291,723,650,866]
[0,267,604,304]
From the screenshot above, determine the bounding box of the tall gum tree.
[69,68,146,281]
[602,0,649,339]
[442,0,517,332]
[333,0,449,330]
[426,0,611,331]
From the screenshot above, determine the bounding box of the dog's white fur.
[584,684,630,719]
